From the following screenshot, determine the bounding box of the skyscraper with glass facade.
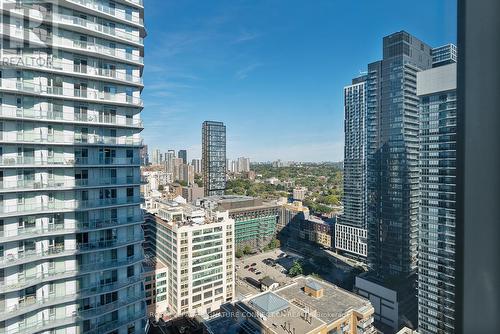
[202,121,226,196]
[417,61,457,334]
[355,31,432,331]
[366,31,432,277]
[0,0,147,333]
[336,75,368,259]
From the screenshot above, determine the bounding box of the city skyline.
[141,0,456,161]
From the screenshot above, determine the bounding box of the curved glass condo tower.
[0,0,147,333]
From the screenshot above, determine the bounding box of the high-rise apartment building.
[202,121,226,196]
[0,1,147,333]
[366,31,432,276]
[143,199,235,317]
[191,159,202,175]
[140,144,149,166]
[357,31,433,331]
[177,150,187,164]
[431,44,457,68]
[165,150,175,174]
[237,157,250,173]
[152,148,161,165]
[416,61,457,334]
[336,75,368,259]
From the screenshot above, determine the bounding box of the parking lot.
[235,249,302,298]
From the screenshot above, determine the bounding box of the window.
[127,265,134,277]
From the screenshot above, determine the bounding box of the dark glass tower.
[178,149,187,164]
[366,31,432,278]
[202,121,226,196]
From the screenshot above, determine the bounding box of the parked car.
[255,271,261,275]
[251,263,257,266]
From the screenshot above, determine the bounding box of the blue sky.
[141,0,457,162]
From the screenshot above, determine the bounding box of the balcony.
[0,156,141,168]
[0,293,77,323]
[0,315,77,334]
[86,310,147,334]
[0,224,70,243]
[0,176,142,193]
[0,196,143,217]
[0,268,77,294]
[0,106,144,128]
[0,275,142,328]
[78,293,145,319]
[0,214,143,244]
[78,254,144,274]
[76,234,143,253]
[0,246,74,269]
[0,79,143,107]
[65,0,145,25]
[0,132,143,147]
[51,12,143,45]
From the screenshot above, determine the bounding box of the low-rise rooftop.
[275,276,372,324]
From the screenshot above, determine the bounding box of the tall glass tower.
[417,61,457,334]
[202,121,226,196]
[0,1,147,333]
[366,31,432,277]
[336,75,368,259]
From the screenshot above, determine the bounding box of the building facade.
[292,186,307,201]
[298,216,333,249]
[416,62,457,334]
[197,195,279,250]
[359,31,434,331]
[336,75,368,259]
[191,159,201,175]
[177,150,187,164]
[366,31,432,277]
[143,256,168,320]
[277,200,310,234]
[0,1,147,333]
[202,121,226,196]
[143,199,235,317]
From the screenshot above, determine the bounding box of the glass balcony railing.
[0,315,77,334]
[0,106,144,127]
[0,268,76,294]
[86,311,147,334]
[0,177,142,192]
[51,13,143,44]
[76,234,143,252]
[0,132,143,147]
[66,0,144,25]
[78,255,144,273]
[0,214,143,243]
[0,224,68,242]
[0,295,145,334]
[0,196,142,216]
[0,276,142,328]
[0,294,77,322]
[78,293,144,319]
[0,246,73,268]
[0,79,143,106]
[0,156,141,167]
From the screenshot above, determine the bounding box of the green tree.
[289,260,303,277]
[243,245,252,254]
[268,238,280,249]
[236,248,244,258]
